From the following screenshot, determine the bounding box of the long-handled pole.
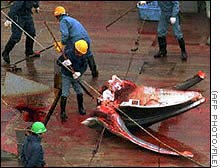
[8,44,54,71]
[44,21,75,74]
[124,52,135,79]
[43,89,62,126]
[105,5,136,30]
[1,4,13,10]
[105,2,152,30]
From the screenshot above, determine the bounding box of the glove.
[62,59,72,66]
[137,1,146,7]
[35,7,40,13]
[72,72,81,79]
[32,7,40,14]
[4,20,12,28]
[54,41,63,53]
[170,17,176,24]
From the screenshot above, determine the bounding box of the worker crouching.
[55,39,89,122]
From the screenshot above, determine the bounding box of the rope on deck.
[80,79,206,167]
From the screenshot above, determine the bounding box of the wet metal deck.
[1,1,210,167]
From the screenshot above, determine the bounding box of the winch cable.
[125,20,146,79]
[77,80,206,167]
[112,105,206,167]
[1,10,45,49]
[1,97,24,121]
[88,127,106,167]
[131,20,146,52]
[124,51,135,79]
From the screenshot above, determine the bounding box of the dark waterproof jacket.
[20,134,45,167]
[7,1,39,42]
[8,1,39,19]
[57,46,88,77]
[158,1,179,17]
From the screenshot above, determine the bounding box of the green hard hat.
[31,122,47,134]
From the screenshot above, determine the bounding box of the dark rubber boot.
[154,36,167,58]
[25,37,40,57]
[2,39,17,64]
[77,93,86,115]
[87,55,99,78]
[178,38,188,61]
[60,96,68,121]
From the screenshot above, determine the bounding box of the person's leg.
[25,36,35,56]
[177,37,188,61]
[154,14,169,58]
[154,36,167,58]
[60,74,71,121]
[2,38,17,64]
[76,93,86,115]
[60,96,68,121]
[2,19,23,64]
[172,15,188,61]
[24,17,40,57]
[72,80,86,115]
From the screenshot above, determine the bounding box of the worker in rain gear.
[55,39,89,121]
[2,1,40,64]
[156,1,188,61]
[138,1,188,61]
[20,122,47,167]
[53,6,99,79]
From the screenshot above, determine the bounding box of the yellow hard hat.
[75,40,88,55]
[54,6,66,16]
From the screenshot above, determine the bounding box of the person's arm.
[8,1,24,19]
[60,19,69,45]
[33,1,40,13]
[57,55,65,66]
